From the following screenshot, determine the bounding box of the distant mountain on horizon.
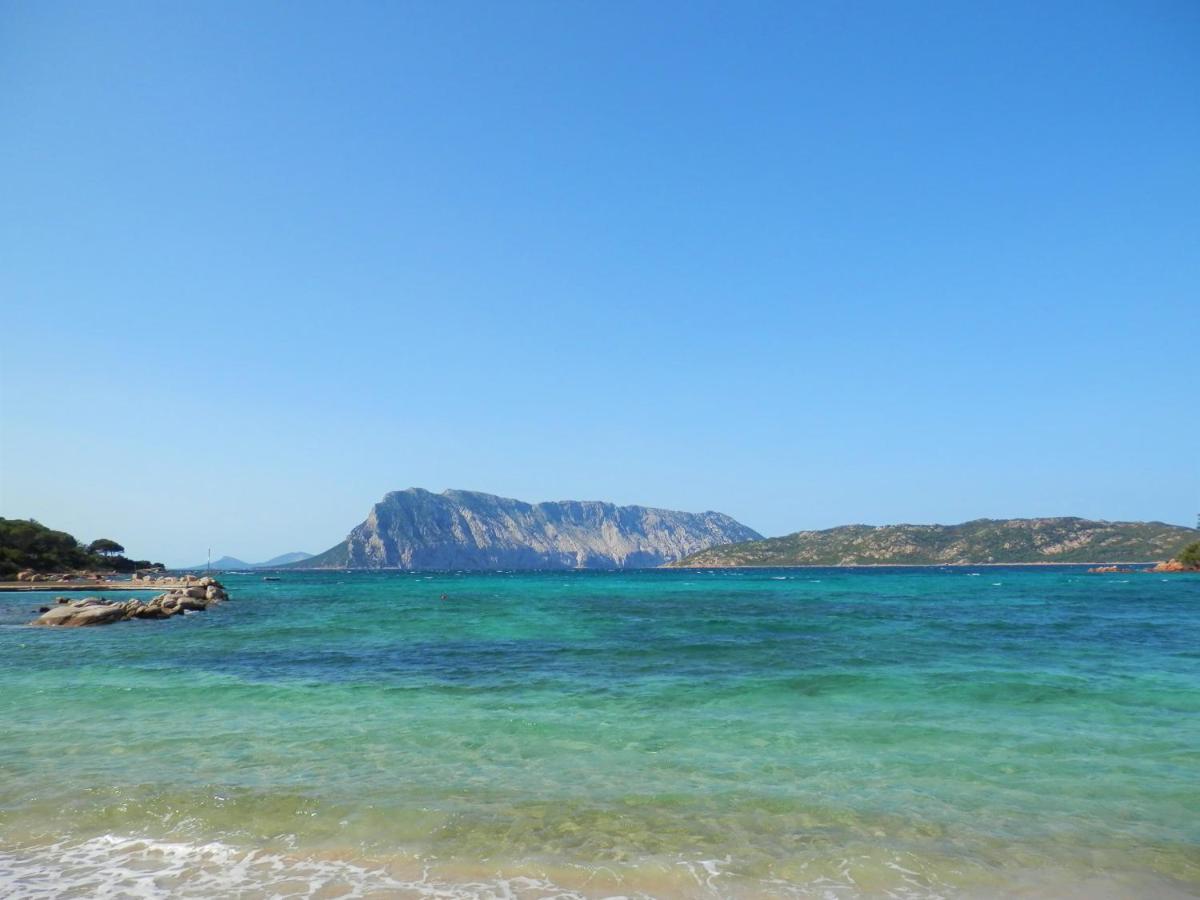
[182,551,313,571]
[669,517,1199,567]
[289,488,761,570]
[255,551,315,568]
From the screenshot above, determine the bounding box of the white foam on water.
[3,835,1182,899]
[0,835,598,900]
[0,834,977,900]
[675,855,730,893]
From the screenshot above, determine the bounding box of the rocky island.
[291,488,761,570]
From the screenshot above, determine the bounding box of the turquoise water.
[1,568,1198,898]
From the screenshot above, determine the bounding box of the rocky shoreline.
[30,576,230,627]
[2,572,208,592]
[1088,559,1198,575]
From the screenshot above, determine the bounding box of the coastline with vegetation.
[0,518,164,581]
[669,517,1199,568]
[0,517,234,623]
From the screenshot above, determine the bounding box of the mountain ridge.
[183,551,313,570]
[669,517,1199,567]
[290,488,761,570]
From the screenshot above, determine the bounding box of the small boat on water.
[262,576,281,582]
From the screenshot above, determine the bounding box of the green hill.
[669,517,1199,567]
[0,518,162,578]
[287,541,349,569]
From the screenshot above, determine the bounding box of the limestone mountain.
[670,517,1199,567]
[294,488,761,570]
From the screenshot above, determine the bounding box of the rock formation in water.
[295,488,761,570]
[30,576,230,626]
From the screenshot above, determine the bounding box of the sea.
[1,567,1197,898]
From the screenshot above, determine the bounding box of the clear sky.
[1,1,1197,566]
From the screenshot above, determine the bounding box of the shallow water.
[2,568,1198,897]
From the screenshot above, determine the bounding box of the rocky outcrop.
[1090,557,1200,574]
[30,577,230,627]
[33,599,129,626]
[9,570,174,588]
[297,488,762,570]
[1148,559,1196,573]
[16,570,80,583]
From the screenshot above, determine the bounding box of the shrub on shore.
[1179,540,1200,570]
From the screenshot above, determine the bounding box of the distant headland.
[668,517,1199,568]
[183,552,314,571]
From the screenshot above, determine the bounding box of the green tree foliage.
[88,538,126,556]
[1179,541,1200,570]
[0,519,92,577]
[0,519,161,578]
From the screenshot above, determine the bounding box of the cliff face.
[300,489,762,570]
[670,517,1200,567]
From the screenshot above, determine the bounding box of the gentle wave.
[0,833,971,899]
[0,835,588,900]
[7,833,1189,899]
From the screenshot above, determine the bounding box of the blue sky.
[1,1,1197,565]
